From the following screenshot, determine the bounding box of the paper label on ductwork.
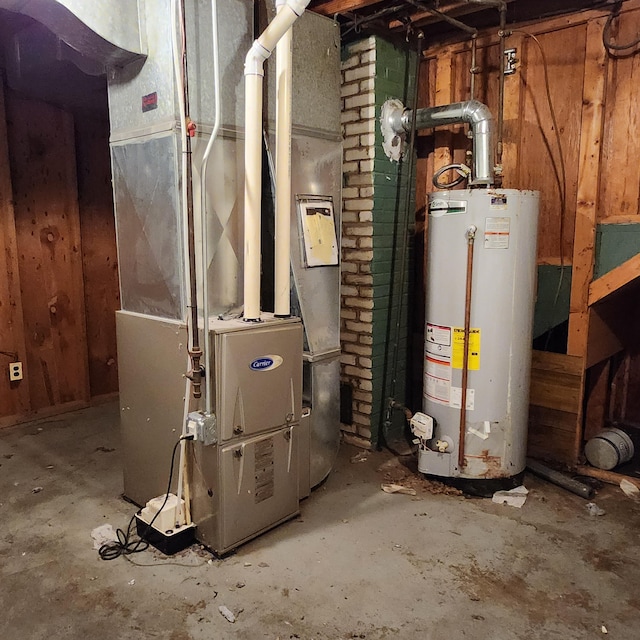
[484,217,510,249]
[426,323,452,358]
[452,328,481,370]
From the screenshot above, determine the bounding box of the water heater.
[417,188,539,494]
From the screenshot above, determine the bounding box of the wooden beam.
[588,252,640,306]
[433,49,455,172]
[389,1,517,31]
[567,17,608,357]
[310,0,382,16]
[501,33,526,188]
[425,1,640,58]
[575,465,640,490]
[586,306,624,369]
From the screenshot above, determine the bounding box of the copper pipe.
[470,33,478,101]
[458,225,477,469]
[177,0,203,398]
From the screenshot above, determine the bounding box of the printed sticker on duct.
[141,92,158,113]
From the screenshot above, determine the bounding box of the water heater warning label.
[425,359,451,405]
[452,328,481,370]
[484,217,510,249]
[425,323,452,404]
[426,323,452,358]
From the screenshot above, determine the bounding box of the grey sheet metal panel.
[108,0,253,139]
[289,134,342,354]
[307,353,341,488]
[218,425,299,553]
[111,133,185,320]
[291,11,341,135]
[107,0,177,137]
[117,311,191,507]
[0,0,146,67]
[192,424,300,554]
[298,409,311,499]
[208,318,303,441]
[185,0,253,130]
[264,2,341,135]
[191,132,245,316]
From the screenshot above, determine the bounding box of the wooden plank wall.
[599,6,640,224]
[75,114,120,398]
[7,94,89,411]
[420,1,640,264]
[0,84,119,426]
[0,81,29,419]
[421,21,588,266]
[528,350,584,464]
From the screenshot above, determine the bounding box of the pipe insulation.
[243,0,311,321]
[384,99,494,185]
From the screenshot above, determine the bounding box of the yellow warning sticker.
[452,328,481,370]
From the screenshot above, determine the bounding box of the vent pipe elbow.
[385,98,495,186]
[244,0,310,76]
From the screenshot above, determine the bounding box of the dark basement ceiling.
[309,0,618,43]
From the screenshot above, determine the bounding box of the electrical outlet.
[9,362,23,382]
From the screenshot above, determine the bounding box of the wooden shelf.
[588,253,640,307]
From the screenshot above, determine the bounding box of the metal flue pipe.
[385,99,495,186]
[243,0,310,321]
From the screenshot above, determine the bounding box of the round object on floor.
[584,428,634,470]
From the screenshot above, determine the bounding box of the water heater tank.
[419,189,539,494]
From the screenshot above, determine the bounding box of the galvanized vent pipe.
[243,0,310,321]
[385,99,495,186]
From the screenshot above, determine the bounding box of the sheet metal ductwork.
[0,0,146,67]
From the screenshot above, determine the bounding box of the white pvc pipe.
[243,0,310,321]
[176,370,191,525]
[199,0,221,414]
[274,4,293,317]
[244,73,264,321]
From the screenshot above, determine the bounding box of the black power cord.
[603,1,640,53]
[99,434,194,561]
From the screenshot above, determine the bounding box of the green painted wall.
[533,265,572,339]
[594,223,640,279]
[370,37,418,446]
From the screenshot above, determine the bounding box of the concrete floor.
[1,403,640,639]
